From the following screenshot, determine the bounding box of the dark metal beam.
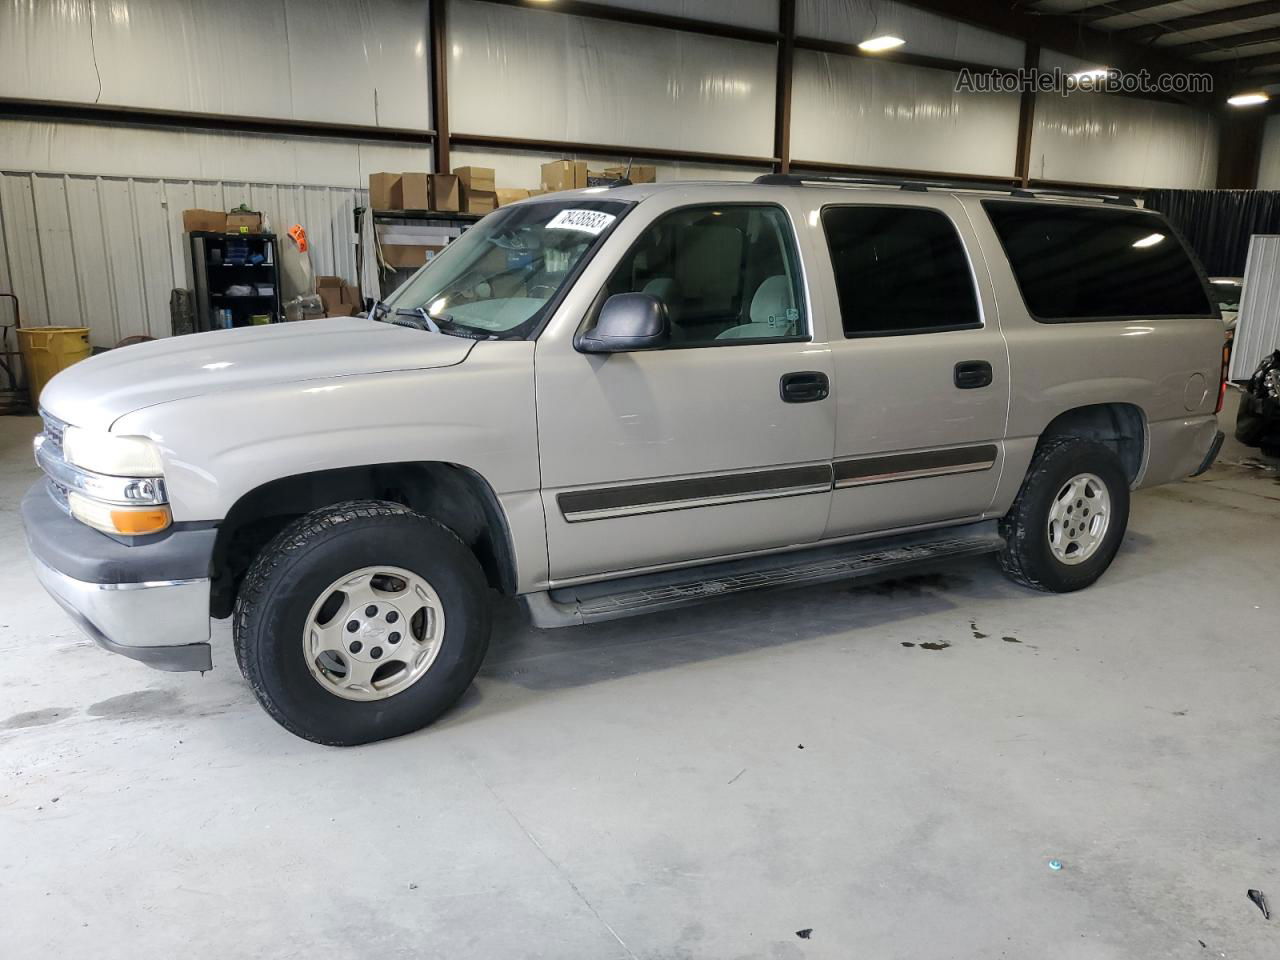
[1121,1,1280,44]
[1222,50,1280,73]
[429,0,450,174]
[773,0,796,174]
[470,0,781,45]
[1066,0,1181,22]
[1014,44,1040,188]
[1183,26,1280,57]
[450,132,776,169]
[0,98,433,144]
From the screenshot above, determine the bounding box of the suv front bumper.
[21,482,216,672]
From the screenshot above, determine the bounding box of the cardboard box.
[183,209,227,233]
[381,243,448,269]
[453,166,496,191]
[541,160,587,192]
[603,164,656,183]
[394,172,430,210]
[461,184,498,214]
[316,276,345,315]
[368,172,401,210]
[324,303,355,317]
[429,174,460,212]
[340,280,361,309]
[496,188,530,207]
[226,211,262,234]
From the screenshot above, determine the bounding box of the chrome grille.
[36,410,72,515]
[40,410,67,455]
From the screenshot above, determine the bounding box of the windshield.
[383,199,631,338]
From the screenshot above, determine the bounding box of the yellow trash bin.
[17,326,91,409]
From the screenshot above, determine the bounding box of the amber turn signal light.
[110,506,173,536]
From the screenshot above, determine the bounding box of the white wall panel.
[790,50,1021,177]
[448,0,776,157]
[1029,93,1218,188]
[797,0,1025,69]
[1260,115,1280,190]
[0,171,367,348]
[585,0,778,30]
[0,0,430,129]
[0,120,431,187]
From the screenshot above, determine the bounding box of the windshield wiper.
[394,307,500,340]
[393,307,442,333]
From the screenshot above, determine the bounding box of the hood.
[39,317,476,430]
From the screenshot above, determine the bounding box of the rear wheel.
[999,438,1130,593]
[234,500,491,745]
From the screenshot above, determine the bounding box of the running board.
[523,520,1004,628]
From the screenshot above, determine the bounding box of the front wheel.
[234,500,491,745]
[998,438,1130,593]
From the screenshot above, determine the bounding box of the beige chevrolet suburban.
[23,176,1227,744]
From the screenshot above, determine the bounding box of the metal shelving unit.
[188,231,284,331]
[355,208,481,301]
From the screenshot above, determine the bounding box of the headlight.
[63,427,164,477]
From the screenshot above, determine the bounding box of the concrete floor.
[2,395,1279,960]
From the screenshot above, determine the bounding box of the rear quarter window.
[982,200,1214,322]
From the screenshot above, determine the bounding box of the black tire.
[998,437,1130,593]
[233,500,491,746]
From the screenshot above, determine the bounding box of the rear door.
[817,196,1011,537]
[534,200,836,582]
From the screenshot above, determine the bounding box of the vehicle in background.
[23,177,1227,745]
[1235,349,1280,457]
[1210,277,1242,334]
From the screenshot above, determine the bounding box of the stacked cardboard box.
[430,174,460,211]
[182,209,228,233]
[394,173,430,210]
[496,188,530,206]
[369,172,462,213]
[541,160,587,192]
[368,173,400,211]
[316,276,362,316]
[454,166,497,213]
[601,164,656,183]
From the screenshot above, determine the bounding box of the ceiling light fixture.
[1227,92,1269,107]
[857,35,905,53]
[1069,67,1110,81]
[1132,233,1165,249]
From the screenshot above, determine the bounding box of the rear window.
[982,200,1213,322]
[821,205,981,337]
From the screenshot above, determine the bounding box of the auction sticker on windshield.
[546,209,617,235]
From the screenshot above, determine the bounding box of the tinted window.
[821,206,980,337]
[604,204,805,345]
[983,200,1212,321]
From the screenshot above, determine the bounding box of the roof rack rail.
[753,173,1137,206]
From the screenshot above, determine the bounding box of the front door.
[817,198,1010,537]
[535,202,835,582]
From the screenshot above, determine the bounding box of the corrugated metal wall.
[0,171,365,346]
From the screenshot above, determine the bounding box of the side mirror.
[577,293,669,353]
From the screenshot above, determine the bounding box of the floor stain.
[1,707,69,730]
[853,572,967,598]
[1002,635,1021,644]
[969,620,989,639]
[87,689,185,720]
[901,641,916,647]
[919,642,951,651]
